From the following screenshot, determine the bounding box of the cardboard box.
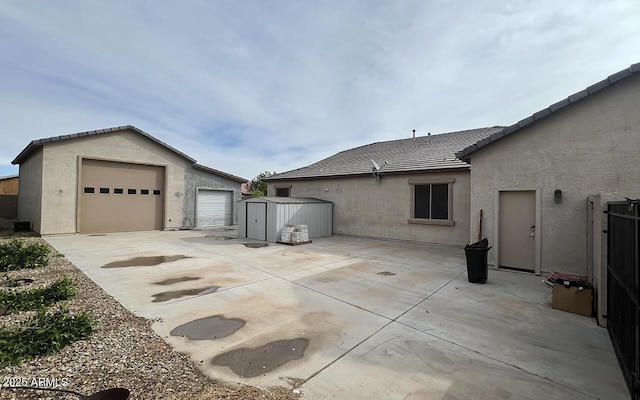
[552,283,593,317]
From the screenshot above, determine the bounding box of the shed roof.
[11,125,247,183]
[242,197,331,204]
[0,174,18,181]
[456,61,640,161]
[267,127,502,181]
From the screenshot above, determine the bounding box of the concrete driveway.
[46,230,627,400]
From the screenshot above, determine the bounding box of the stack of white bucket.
[282,225,295,242]
[291,225,309,243]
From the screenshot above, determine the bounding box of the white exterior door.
[197,190,233,227]
[247,202,266,240]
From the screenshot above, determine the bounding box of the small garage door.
[80,159,164,233]
[197,190,233,227]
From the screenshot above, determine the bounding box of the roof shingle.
[267,127,503,181]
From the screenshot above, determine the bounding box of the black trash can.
[464,238,492,284]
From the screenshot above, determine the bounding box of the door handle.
[530,225,535,237]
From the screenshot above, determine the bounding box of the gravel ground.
[0,236,301,400]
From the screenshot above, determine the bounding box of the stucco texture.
[469,75,640,275]
[268,171,471,246]
[17,129,242,234]
[17,148,43,232]
[183,163,242,226]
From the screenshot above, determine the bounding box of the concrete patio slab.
[45,231,628,400]
[302,322,600,400]
[397,270,627,400]
[285,258,464,319]
[153,278,389,386]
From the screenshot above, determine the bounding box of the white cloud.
[0,0,639,180]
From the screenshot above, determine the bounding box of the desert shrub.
[0,277,76,314]
[0,305,94,367]
[0,239,51,272]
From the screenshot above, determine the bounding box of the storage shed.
[237,197,333,242]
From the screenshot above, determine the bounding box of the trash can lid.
[467,238,489,248]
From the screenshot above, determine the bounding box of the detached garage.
[237,197,333,242]
[12,126,246,234]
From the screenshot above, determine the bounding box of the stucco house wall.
[268,170,472,246]
[17,148,43,232]
[184,163,243,226]
[468,75,640,276]
[14,127,245,235]
[39,130,188,235]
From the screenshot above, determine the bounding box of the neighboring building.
[11,126,246,234]
[266,127,502,246]
[241,183,252,199]
[0,174,19,219]
[0,174,18,195]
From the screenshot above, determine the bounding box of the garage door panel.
[197,190,233,227]
[80,159,164,233]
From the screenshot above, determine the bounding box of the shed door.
[80,159,164,233]
[247,202,266,241]
[197,190,233,227]
[499,191,535,271]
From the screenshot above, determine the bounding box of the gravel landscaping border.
[0,237,301,400]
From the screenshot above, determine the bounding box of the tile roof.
[12,125,196,165]
[267,127,503,181]
[456,61,640,160]
[193,163,247,183]
[11,125,247,182]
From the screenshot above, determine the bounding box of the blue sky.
[1,1,639,180]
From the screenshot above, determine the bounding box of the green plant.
[2,274,19,288]
[0,238,51,271]
[248,171,275,197]
[0,305,94,367]
[0,277,76,314]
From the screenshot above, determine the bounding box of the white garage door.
[197,190,233,227]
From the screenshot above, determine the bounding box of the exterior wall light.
[554,189,562,203]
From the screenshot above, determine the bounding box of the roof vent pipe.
[412,129,416,139]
